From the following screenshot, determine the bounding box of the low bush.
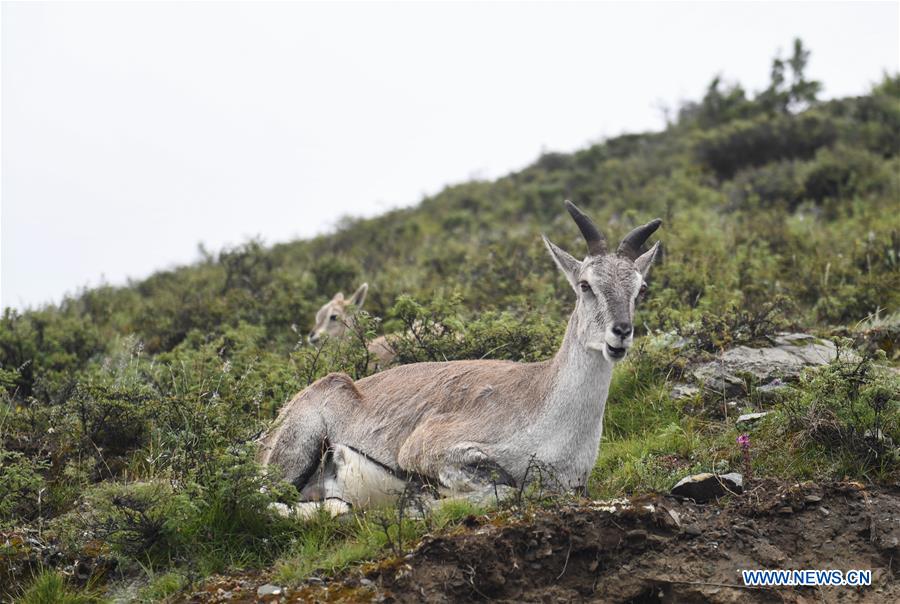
[779,345,900,480]
[800,144,890,204]
[0,449,47,526]
[387,294,562,365]
[72,446,299,573]
[16,570,100,604]
[695,112,838,179]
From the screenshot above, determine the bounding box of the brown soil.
[188,481,900,603]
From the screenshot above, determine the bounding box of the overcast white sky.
[2,1,898,310]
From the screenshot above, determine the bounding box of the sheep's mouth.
[606,344,627,359]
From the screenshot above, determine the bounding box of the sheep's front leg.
[270,498,352,520]
[436,444,516,505]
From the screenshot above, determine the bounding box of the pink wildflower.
[737,433,752,482]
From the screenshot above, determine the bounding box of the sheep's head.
[308,283,368,344]
[543,201,661,362]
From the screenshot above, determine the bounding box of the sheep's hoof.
[269,499,351,520]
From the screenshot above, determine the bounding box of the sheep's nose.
[308,332,319,344]
[611,322,633,338]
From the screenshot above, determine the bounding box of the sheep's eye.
[329,314,339,321]
[579,281,592,293]
[638,282,648,297]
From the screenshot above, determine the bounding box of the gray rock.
[670,384,700,400]
[755,379,793,401]
[257,584,283,598]
[684,524,702,536]
[736,411,770,424]
[666,508,682,528]
[692,333,836,397]
[774,333,816,345]
[864,428,892,443]
[647,331,690,350]
[671,472,743,502]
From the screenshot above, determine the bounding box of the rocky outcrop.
[736,411,770,424]
[689,333,837,398]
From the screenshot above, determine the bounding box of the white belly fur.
[325,444,408,508]
[271,445,408,519]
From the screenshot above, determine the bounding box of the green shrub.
[675,295,793,352]
[81,446,298,571]
[726,160,803,210]
[85,481,176,560]
[0,450,47,525]
[135,571,187,603]
[779,345,900,480]
[387,294,562,364]
[801,145,890,204]
[695,112,838,179]
[849,74,900,156]
[16,570,100,604]
[0,308,104,399]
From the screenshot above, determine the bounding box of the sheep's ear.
[542,235,581,291]
[332,292,344,302]
[349,283,368,307]
[634,241,660,278]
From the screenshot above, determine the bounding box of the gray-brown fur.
[259,201,661,506]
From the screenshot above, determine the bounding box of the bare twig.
[555,537,573,580]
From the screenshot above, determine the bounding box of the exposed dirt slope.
[189,482,899,603]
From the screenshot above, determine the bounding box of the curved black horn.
[617,218,663,259]
[565,200,608,256]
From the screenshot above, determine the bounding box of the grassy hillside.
[2,42,899,600]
